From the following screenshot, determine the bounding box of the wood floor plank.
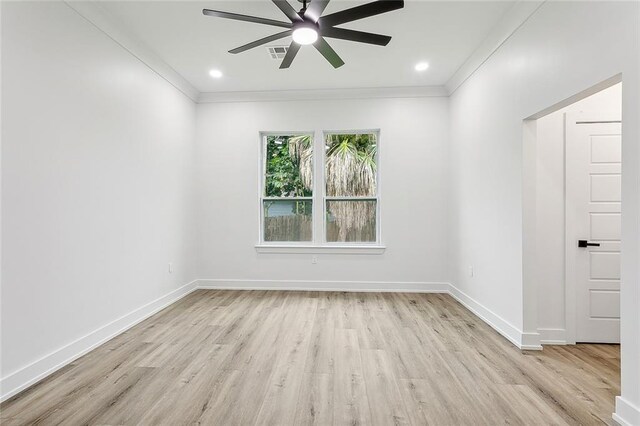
[493,384,570,425]
[361,349,410,425]
[373,311,433,380]
[0,291,620,425]
[398,377,484,425]
[356,302,386,350]
[333,328,372,426]
[133,343,235,424]
[254,293,317,425]
[293,373,334,425]
[304,306,336,374]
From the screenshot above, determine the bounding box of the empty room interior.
[1,0,640,425]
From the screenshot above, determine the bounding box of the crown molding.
[197,85,449,103]
[64,0,545,103]
[65,1,200,102]
[445,0,545,96]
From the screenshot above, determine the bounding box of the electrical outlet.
[311,256,318,264]
[168,262,173,273]
[468,265,474,277]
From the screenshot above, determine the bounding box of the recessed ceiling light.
[415,62,429,72]
[209,69,223,78]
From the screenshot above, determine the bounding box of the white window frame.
[256,130,385,254]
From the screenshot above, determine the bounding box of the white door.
[566,113,621,344]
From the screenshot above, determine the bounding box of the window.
[324,132,378,243]
[259,131,381,250]
[262,134,313,242]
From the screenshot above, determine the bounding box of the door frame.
[564,111,622,344]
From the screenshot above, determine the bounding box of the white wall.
[536,84,622,342]
[448,1,639,424]
[1,1,197,399]
[196,97,450,288]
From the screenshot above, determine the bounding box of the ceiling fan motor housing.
[294,20,319,31]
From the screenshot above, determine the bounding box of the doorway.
[531,81,622,345]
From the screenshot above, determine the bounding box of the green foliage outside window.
[265,135,313,198]
[264,135,313,217]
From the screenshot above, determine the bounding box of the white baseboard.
[447,284,542,350]
[0,280,198,403]
[613,396,640,426]
[520,332,543,350]
[195,278,451,293]
[538,328,568,345]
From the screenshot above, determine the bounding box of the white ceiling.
[99,1,515,93]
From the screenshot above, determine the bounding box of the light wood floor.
[1,290,620,425]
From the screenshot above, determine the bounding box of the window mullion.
[313,131,324,244]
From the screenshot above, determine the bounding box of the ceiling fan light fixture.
[203,0,405,69]
[292,23,319,45]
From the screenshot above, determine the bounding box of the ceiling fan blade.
[321,27,391,46]
[304,0,330,22]
[314,37,345,68]
[319,0,404,27]
[279,42,301,69]
[202,9,292,28]
[272,0,303,22]
[229,30,293,54]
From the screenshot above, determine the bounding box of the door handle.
[578,240,601,248]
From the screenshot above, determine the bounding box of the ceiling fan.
[202,0,404,69]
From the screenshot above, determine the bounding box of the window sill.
[255,244,386,255]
